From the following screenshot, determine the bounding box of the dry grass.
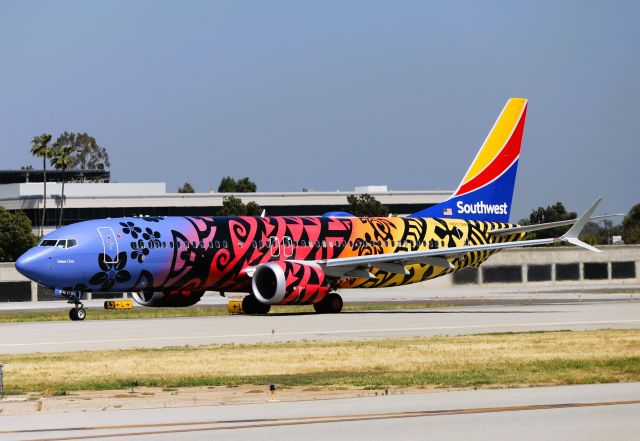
[2,329,640,394]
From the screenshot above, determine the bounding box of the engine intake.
[131,290,204,307]
[252,261,329,305]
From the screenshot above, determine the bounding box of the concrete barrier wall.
[454,245,640,287]
[1,245,639,301]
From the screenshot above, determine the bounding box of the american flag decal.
[443,208,452,216]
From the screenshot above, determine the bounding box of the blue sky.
[1,0,638,220]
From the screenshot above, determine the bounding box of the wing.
[310,198,603,279]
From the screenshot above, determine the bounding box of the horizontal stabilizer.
[490,213,624,236]
[564,237,602,253]
[559,197,603,253]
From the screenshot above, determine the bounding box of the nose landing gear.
[59,289,86,321]
[69,304,86,321]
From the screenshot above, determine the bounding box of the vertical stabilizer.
[409,98,528,222]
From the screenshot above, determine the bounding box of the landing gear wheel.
[64,290,86,321]
[314,293,343,314]
[242,295,271,315]
[69,307,86,321]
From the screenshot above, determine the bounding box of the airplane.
[15,98,607,321]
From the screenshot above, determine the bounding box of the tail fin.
[409,97,528,222]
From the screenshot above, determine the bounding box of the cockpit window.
[40,239,78,248]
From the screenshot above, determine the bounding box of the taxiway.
[1,382,639,441]
[0,298,639,354]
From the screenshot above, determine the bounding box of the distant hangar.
[0,170,450,233]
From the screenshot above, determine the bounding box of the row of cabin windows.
[135,239,447,250]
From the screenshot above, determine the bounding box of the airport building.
[0,170,451,233]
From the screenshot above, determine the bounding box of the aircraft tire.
[314,293,343,314]
[76,308,86,321]
[242,295,271,315]
[241,296,256,314]
[326,293,343,313]
[69,308,78,321]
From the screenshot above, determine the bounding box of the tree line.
[29,132,110,234]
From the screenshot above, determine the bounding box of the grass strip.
[0,302,451,323]
[1,329,639,395]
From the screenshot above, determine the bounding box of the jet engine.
[131,290,204,307]
[251,261,330,305]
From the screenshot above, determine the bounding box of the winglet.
[560,197,603,253]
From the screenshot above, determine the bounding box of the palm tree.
[50,144,76,228]
[30,134,53,236]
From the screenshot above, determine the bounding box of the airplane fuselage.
[16,215,522,305]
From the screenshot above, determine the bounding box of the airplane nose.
[15,250,42,280]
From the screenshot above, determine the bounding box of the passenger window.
[215,241,220,248]
[223,241,228,248]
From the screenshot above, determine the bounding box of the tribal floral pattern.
[80,215,522,300]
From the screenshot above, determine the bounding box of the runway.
[1,299,639,354]
[1,383,639,440]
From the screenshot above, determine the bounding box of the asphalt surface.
[2,283,639,310]
[1,383,639,440]
[0,299,639,354]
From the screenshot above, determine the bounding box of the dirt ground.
[0,385,416,416]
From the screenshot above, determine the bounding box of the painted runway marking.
[7,399,640,441]
[1,319,640,349]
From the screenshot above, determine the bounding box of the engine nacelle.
[252,261,330,305]
[131,290,204,307]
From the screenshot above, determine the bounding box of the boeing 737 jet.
[16,98,605,320]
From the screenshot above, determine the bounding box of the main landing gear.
[313,292,343,314]
[242,295,271,315]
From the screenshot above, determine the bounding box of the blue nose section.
[16,249,45,281]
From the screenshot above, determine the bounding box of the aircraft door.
[97,227,119,264]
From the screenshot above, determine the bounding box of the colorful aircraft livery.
[15,98,603,320]
[410,97,527,222]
